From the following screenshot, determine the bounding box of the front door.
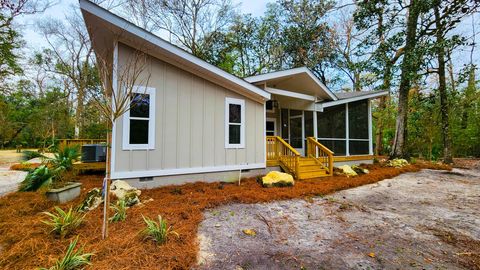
[289,110,304,155]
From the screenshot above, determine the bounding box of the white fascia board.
[79,0,270,101]
[111,163,266,179]
[266,87,316,101]
[317,91,389,110]
[245,67,338,101]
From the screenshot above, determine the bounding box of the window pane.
[130,119,149,144]
[348,100,368,139]
[130,93,150,118]
[266,100,273,111]
[266,121,274,131]
[229,125,241,144]
[319,139,346,156]
[229,104,241,123]
[304,111,314,137]
[266,131,275,136]
[317,105,345,138]
[349,141,369,155]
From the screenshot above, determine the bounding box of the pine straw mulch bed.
[0,162,450,270]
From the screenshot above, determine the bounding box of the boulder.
[261,171,294,187]
[337,165,358,177]
[110,180,141,199]
[351,165,369,175]
[77,188,103,212]
[386,158,409,168]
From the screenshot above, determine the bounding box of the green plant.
[42,207,85,238]
[22,150,45,161]
[109,199,127,222]
[39,236,93,270]
[51,145,81,171]
[19,165,55,191]
[140,215,179,245]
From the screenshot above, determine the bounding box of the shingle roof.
[334,91,379,100]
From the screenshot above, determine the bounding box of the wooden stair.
[297,157,329,179]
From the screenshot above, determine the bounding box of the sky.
[18,0,274,51]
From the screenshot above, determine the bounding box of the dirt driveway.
[197,165,480,269]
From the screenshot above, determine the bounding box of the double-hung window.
[225,97,245,148]
[122,86,155,150]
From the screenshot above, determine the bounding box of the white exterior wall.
[111,43,265,180]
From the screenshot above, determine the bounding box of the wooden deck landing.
[73,161,106,171]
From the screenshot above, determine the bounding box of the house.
[80,0,388,187]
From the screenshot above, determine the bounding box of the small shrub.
[42,207,85,238]
[140,215,179,245]
[39,236,93,270]
[22,150,45,161]
[109,199,127,222]
[51,145,81,171]
[19,165,55,192]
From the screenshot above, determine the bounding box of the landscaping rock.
[351,165,369,175]
[110,180,141,200]
[337,165,358,177]
[261,171,294,187]
[77,188,103,212]
[386,158,409,168]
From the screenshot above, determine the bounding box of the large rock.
[337,165,358,177]
[351,165,369,175]
[262,171,294,187]
[77,188,103,212]
[386,158,409,168]
[110,180,141,206]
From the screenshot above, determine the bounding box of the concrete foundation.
[45,182,82,203]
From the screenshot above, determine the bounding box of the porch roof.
[317,90,389,109]
[244,67,338,101]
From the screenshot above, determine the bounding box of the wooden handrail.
[57,139,106,148]
[266,136,300,178]
[306,137,334,176]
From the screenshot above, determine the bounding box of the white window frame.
[266,117,276,136]
[225,97,245,149]
[266,100,275,113]
[122,86,156,150]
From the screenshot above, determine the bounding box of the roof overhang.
[316,91,388,111]
[79,0,270,103]
[244,67,338,101]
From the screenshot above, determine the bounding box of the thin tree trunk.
[434,5,453,163]
[102,124,112,239]
[390,0,421,159]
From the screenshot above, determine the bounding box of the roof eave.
[317,91,389,110]
[79,0,270,102]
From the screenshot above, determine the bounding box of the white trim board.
[225,97,246,149]
[317,91,388,110]
[265,87,316,101]
[245,67,337,101]
[79,0,270,102]
[111,163,266,179]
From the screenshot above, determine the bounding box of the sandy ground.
[0,150,37,196]
[197,166,480,269]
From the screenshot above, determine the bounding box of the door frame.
[288,111,305,156]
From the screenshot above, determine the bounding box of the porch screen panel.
[304,111,314,154]
[281,109,289,142]
[348,100,369,155]
[317,104,346,155]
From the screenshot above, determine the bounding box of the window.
[266,100,275,112]
[122,86,155,150]
[266,118,276,136]
[317,104,346,156]
[348,100,369,155]
[225,97,245,148]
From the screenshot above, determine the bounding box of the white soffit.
[317,91,389,110]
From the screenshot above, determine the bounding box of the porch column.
[313,108,318,139]
[368,99,373,155]
[345,103,350,156]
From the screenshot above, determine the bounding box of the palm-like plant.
[18,165,54,192]
[140,215,179,245]
[50,145,81,171]
[39,236,93,270]
[42,207,85,239]
[109,199,127,222]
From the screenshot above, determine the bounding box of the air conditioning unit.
[81,144,106,163]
